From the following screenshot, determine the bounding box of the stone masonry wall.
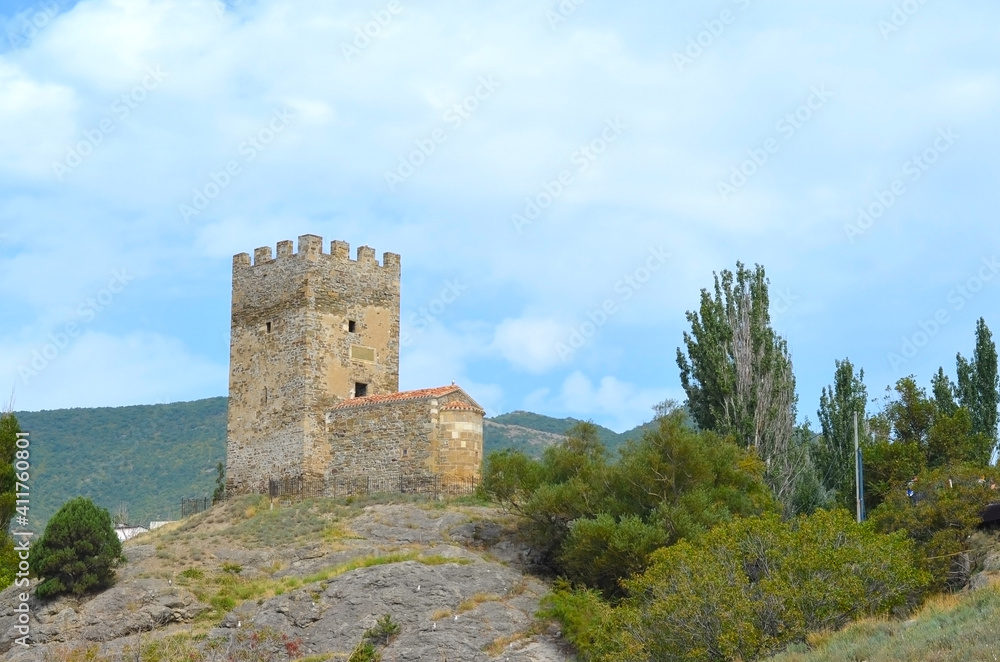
[321,391,484,489]
[437,406,483,480]
[227,234,401,495]
[322,397,438,485]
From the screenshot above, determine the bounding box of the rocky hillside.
[0,495,572,661]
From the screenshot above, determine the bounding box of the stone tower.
[226,234,401,494]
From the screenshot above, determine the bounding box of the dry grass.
[456,592,504,614]
[769,585,1000,662]
[483,621,548,656]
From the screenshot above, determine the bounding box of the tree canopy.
[676,262,807,514]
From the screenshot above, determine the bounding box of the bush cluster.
[545,510,930,662]
[482,409,774,597]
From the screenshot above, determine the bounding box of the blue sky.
[1,0,998,432]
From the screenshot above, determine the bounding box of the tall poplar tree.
[676,262,805,514]
[931,367,957,416]
[816,359,867,510]
[956,318,999,463]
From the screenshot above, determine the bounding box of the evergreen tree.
[676,262,805,514]
[816,359,867,510]
[930,367,957,416]
[955,318,999,462]
[33,497,126,599]
[0,413,21,590]
[212,461,226,503]
[0,413,20,535]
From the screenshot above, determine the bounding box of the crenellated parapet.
[233,234,401,272]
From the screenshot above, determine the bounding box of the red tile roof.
[331,385,462,409]
[441,400,485,414]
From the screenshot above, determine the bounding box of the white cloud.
[490,317,567,374]
[0,61,76,175]
[528,371,676,432]
[3,331,226,411]
[400,319,491,380]
[0,0,998,422]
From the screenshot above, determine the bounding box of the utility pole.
[854,411,864,523]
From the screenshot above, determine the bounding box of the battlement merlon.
[233,235,401,270]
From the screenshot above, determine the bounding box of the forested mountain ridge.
[17,397,229,529]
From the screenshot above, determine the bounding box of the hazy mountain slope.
[16,397,227,528]
[488,410,651,456]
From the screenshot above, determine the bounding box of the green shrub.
[347,613,400,661]
[557,514,667,599]
[0,536,17,589]
[363,613,401,646]
[33,497,126,600]
[0,413,22,591]
[539,581,640,660]
[483,412,774,594]
[869,463,1000,590]
[347,641,380,662]
[549,509,930,662]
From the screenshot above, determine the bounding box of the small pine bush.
[33,497,126,600]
